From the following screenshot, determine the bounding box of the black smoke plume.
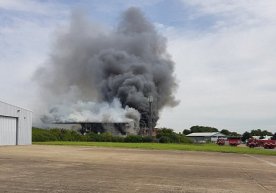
[35,7,178,128]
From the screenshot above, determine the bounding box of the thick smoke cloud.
[35,7,178,128]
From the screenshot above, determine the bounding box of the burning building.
[52,121,138,136]
[35,7,178,135]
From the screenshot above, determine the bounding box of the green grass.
[33,141,276,156]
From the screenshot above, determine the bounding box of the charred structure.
[52,121,138,136]
[79,122,136,135]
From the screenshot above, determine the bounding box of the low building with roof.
[186,132,226,143]
[252,135,272,140]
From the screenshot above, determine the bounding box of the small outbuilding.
[186,132,225,143]
[0,100,32,145]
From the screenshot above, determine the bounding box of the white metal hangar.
[0,100,32,145]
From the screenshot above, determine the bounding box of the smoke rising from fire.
[35,7,178,128]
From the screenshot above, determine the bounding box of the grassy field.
[34,141,276,156]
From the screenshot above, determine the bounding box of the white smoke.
[42,98,140,123]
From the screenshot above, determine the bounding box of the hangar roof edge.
[0,100,32,112]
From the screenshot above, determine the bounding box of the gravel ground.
[0,145,275,193]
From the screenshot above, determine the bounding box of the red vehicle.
[217,137,241,146]
[246,138,276,149]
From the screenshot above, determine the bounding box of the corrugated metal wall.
[0,116,17,145]
[0,101,32,145]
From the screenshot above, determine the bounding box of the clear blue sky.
[1,0,276,133]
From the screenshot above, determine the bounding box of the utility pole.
[148,95,153,136]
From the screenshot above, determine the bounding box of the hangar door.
[0,116,17,145]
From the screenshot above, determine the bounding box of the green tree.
[220,129,230,136]
[190,126,218,133]
[272,133,276,140]
[156,128,175,138]
[241,131,252,142]
[250,129,262,136]
[229,132,241,137]
[261,130,273,136]
[183,129,191,135]
[250,129,272,137]
[156,128,192,144]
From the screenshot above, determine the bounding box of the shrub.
[178,135,192,144]
[32,128,58,142]
[156,128,175,139]
[124,135,143,143]
[86,132,102,142]
[62,130,84,141]
[86,132,121,142]
[112,136,125,142]
[32,128,85,142]
[159,136,171,143]
[101,133,113,142]
[156,128,192,144]
[142,136,155,143]
[48,128,85,141]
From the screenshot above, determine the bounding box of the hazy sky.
[1,0,276,133]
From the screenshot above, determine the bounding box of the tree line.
[241,129,276,141]
[32,127,192,144]
[182,126,276,142]
[32,126,276,144]
[183,125,240,136]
